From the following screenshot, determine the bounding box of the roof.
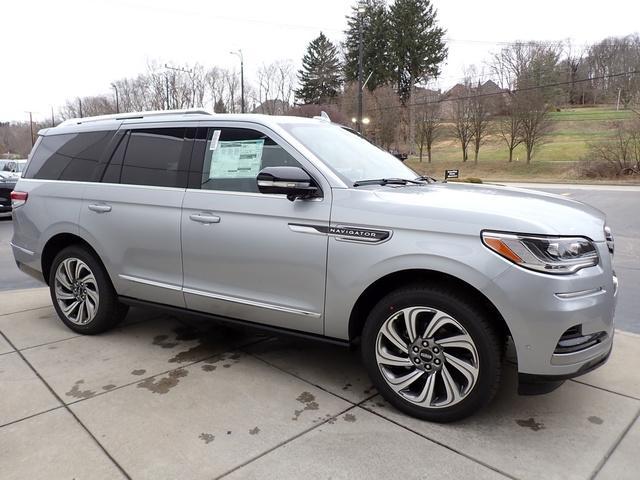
[40,110,326,136]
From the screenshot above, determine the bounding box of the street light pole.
[230,50,245,113]
[111,83,119,113]
[357,5,365,133]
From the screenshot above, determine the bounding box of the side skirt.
[118,295,350,348]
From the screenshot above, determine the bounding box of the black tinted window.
[24,131,114,181]
[120,128,189,188]
[101,132,129,184]
[200,128,302,193]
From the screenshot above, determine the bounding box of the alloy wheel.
[375,306,479,408]
[54,257,99,325]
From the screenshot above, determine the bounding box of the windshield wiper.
[353,178,425,187]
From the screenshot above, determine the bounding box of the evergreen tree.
[389,0,447,104]
[296,32,342,104]
[213,98,227,113]
[343,0,392,91]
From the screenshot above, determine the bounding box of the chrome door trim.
[119,274,182,291]
[118,274,320,318]
[183,287,321,318]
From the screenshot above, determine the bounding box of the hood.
[356,182,607,241]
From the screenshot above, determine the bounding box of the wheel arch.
[41,233,111,287]
[348,269,512,348]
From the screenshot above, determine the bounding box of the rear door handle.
[189,213,220,224]
[88,204,112,213]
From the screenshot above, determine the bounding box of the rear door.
[180,123,331,334]
[79,124,195,307]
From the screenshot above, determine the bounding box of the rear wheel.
[49,246,128,334]
[361,285,501,422]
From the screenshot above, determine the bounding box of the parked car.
[0,172,17,217]
[11,110,617,422]
[0,159,27,179]
[388,149,408,162]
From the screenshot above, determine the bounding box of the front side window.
[23,131,115,181]
[199,127,302,193]
[120,128,189,188]
[281,122,417,185]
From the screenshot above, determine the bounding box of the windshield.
[281,122,417,185]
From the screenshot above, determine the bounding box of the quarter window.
[199,128,302,193]
[24,131,115,181]
[120,128,190,188]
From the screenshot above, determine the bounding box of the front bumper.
[483,242,617,382]
[518,342,612,395]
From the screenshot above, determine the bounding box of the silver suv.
[11,110,617,422]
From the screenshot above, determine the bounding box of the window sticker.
[209,130,221,151]
[209,139,264,179]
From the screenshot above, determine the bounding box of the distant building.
[252,99,289,115]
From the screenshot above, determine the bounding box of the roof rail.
[57,109,212,127]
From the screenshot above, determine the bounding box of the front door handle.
[88,204,112,213]
[189,213,221,224]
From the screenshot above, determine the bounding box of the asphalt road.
[1,184,638,332]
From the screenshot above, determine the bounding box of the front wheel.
[361,285,502,422]
[49,245,128,334]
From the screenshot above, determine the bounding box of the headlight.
[482,231,599,274]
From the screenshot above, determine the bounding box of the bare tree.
[469,82,492,163]
[518,90,552,164]
[415,101,441,162]
[497,97,524,162]
[450,84,474,162]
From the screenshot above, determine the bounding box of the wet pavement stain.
[131,369,146,376]
[342,383,352,391]
[226,430,232,435]
[137,368,188,394]
[292,392,319,421]
[102,384,116,391]
[516,417,545,431]
[249,426,260,435]
[363,386,375,394]
[202,364,217,372]
[588,416,604,425]
[343,413,356,423]
[47,345,58,350]
[152,334,179,349]
[199,433,214,444]
[66,380,96,400]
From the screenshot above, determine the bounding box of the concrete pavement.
[1,288,639,479]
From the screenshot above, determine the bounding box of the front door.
[181,125,330,334]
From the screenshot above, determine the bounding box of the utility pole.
[111,83,120,113]
[230,50,245,113]
[51,106,55,127]
[165,64,194,109]
[356,4,365,133]
[165,75,170,110]
[78,98,83,118]
[25,111,34,147]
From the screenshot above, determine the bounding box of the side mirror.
[257,166,319,201]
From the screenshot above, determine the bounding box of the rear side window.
[24,131,115,181]
[120,128,190,188]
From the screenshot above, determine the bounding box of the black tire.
[49,245,128,334]
[361,284,501,422]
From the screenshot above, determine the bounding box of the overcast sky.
[1,0,639,122]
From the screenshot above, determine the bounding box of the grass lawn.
[405,106,639,183]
